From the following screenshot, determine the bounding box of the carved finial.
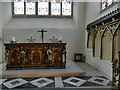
[112,18,115,21]
[102,22,104,25]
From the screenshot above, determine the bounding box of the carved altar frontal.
[4,43,67,70]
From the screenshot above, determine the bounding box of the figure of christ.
[11,49,20,65]
[33,49,41,63]
[54,49,61,63]
[41,47,48,64]
[5,50,10,65]
[25,48,32,64]
[20,47,27,64]
[47,46,53,65]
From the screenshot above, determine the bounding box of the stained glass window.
[101,0,119,11]
[14,0,24,15]
[107,0,112,6]
[51,0,61,15]
[102,0,106,10]
[13,0,73,17]
[62,0,72,16]
[26,0,36,15]
[38,0,49,15]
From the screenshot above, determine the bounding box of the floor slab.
[1,76,111,89]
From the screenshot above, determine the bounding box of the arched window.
[12,0,73,18]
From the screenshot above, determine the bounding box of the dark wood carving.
[4,43,67,69]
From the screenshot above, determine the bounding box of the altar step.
[6,63,66,70]
[1,60,85,78]
[2,71,85,79]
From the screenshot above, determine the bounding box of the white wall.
[98,3,119,18]
[85,2,119,26]
[2,2,86,61]
[85,2,119,79]
[0,1,2,63]
[85,2,100,27]
[86,49,112,80]
[2,2,11,27]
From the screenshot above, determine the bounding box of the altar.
[4,43,66,69]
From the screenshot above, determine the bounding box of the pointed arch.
[88,31,94,49]
[102,26,113,38]
[101,27,113,61]
[112,25,119,62]
[93,30,98,57]
[94,30,101,58]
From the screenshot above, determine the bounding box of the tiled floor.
[0,61,112,89]
[76,62,107,76]
[1,76,111,89]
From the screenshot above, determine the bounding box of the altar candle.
[59,36,62,40]
[12,36,15,41]
[27,36,29,39]
[30,35,33,38]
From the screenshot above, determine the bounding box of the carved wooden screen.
[113,32,118,60]
[86,8,120,87]
[88,32,94,49]
[111,24,119,61]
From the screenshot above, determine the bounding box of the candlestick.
[53,34,55,37]
[59,36,62,40]
[50,34,58,43]
[27,35,35,43]
[12,36,15,41]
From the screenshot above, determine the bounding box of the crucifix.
[38,29,47,43]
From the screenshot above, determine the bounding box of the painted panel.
[4,43,66,69]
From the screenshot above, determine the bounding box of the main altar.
[4,43,66,69]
